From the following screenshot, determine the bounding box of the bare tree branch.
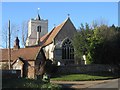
[21,21,28,47]
[2,22,19,48]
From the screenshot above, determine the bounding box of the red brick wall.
[27,61,35,79]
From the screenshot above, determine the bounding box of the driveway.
[51,79,119,89]
[89,78,119,88]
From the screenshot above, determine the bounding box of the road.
[89,79,119,88]
[51,79,120,89]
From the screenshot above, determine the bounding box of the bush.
[41,83,62,90]
[1,63,9,69]
[44,59,58,75]
[2,78,62,90]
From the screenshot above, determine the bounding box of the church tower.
[26,11,48,46]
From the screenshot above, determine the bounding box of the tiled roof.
[40,18,70,46]
[1,46,41,62]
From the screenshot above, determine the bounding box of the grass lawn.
[51,72,119,81]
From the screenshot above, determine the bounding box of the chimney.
[13,37,20,49]
[36,25,41,45]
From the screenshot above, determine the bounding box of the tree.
[1,63,9,69]
[73,23,120,65]
[88,25,120,64]
[21,21,28,47]
[2,21,28,48]
[2,22,19,48]
[73,23,93,64]
[2,23,8,48]
[91,18,108,29]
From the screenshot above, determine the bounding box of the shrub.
[1,63,9,69]
[2,78,62,90]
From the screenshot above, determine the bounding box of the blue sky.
[1,2,119,48]
[2,2,118,31]
[118,1,120,26]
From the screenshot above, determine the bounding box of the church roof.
[40,17,72,46]
[0,46,41,62]
[35,14,41,20]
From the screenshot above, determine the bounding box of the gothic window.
[62,39,74,59]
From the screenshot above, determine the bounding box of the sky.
[1,1,120,48]
[2,2,118,30]
[118,1,120,26]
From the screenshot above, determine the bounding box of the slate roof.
[1,46,41,62]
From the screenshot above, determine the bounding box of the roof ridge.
[53,17,70,37]
[55,17,69,28]
[40,17,71,46]
[40,27,55,46]
[1,46,41,61]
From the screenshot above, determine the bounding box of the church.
[26,13,77,66]
[1,13,77,79]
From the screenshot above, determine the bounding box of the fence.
[1,70,21,79]
[56,64,119,74]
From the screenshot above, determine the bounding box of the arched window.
[62,39,74,59]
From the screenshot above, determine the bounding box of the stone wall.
[57,64,119,74]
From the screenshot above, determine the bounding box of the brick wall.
[27,61,35,79]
